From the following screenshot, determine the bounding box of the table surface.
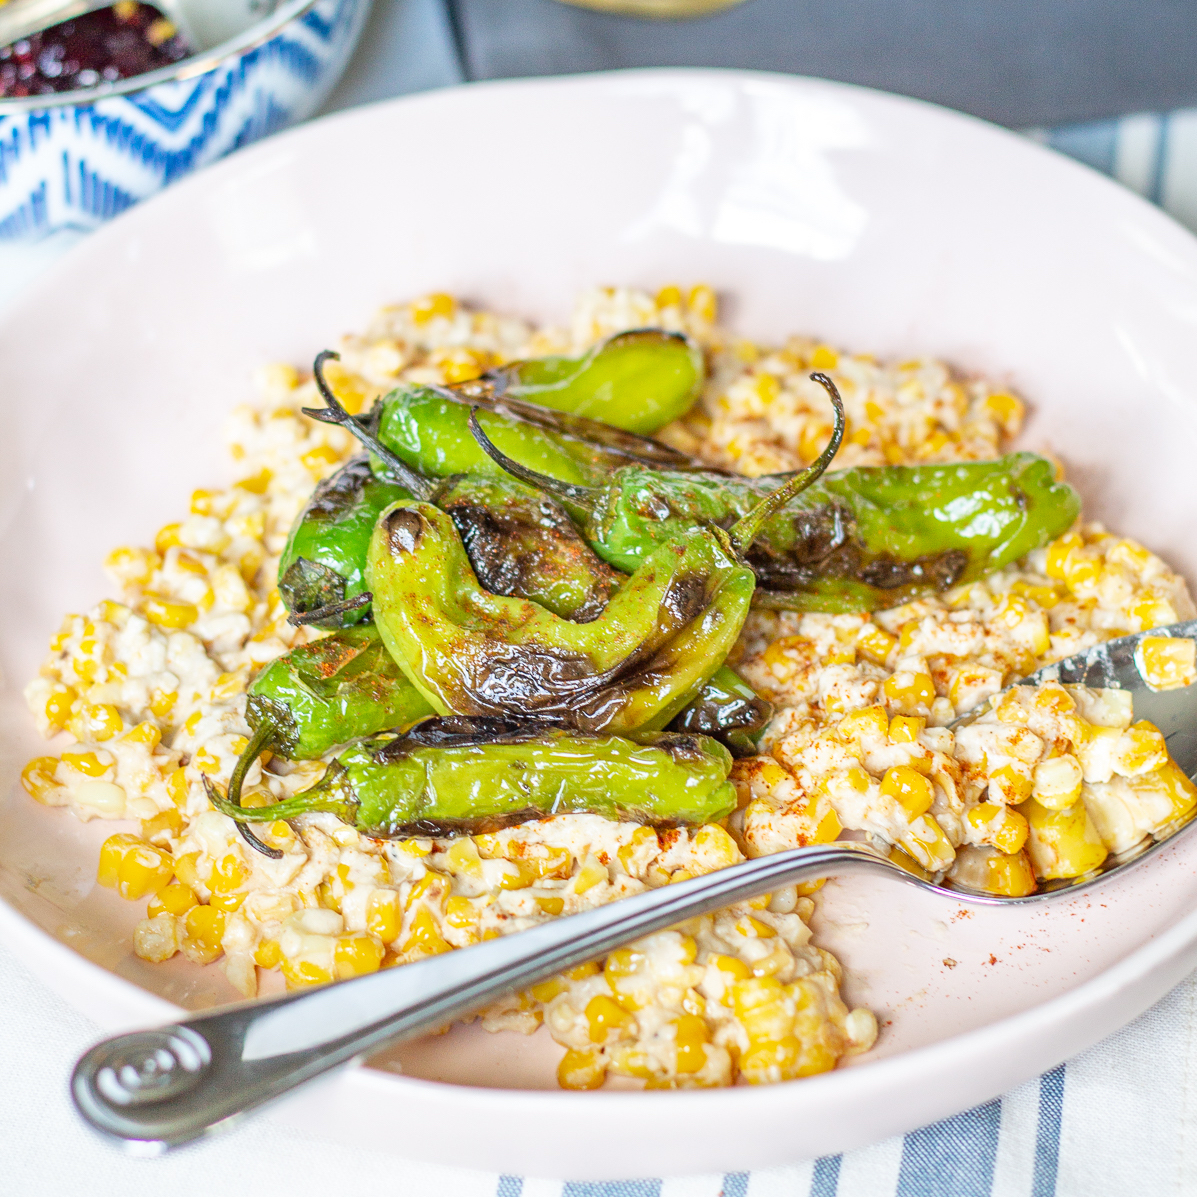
[5,5,1197,1193]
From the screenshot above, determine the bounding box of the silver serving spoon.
[0,0,276,58]
[70,619,1197,1152]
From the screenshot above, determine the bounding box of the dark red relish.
[0,2,191,97]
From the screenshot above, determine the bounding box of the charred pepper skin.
[278,452,623,627]
[364,395,843,734]
[472,424,1081,614]
[278,457,409,628]
[365,499,755,734]
[210,717,737,837]
[668,665,773,758]
[457,329,706,435]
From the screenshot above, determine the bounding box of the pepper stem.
[728,373,845,556]
[206,762,358,827]
[467,408,603,514]
[286,591,373,627]
[211,718,284,859]
[302,351,436,501]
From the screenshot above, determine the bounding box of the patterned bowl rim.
[0,0,329,115]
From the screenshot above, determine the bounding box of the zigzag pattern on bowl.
[0,0,366,240]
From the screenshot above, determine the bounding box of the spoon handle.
[72,841,921,1151]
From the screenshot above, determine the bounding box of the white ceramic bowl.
[3,70,1197,1179]
[0,0,369,241]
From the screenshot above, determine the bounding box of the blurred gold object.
[555,0,749,17]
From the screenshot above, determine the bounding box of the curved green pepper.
[210,717,737,837]
[457,329,705,434]
[215,624,435,858]
[278,457,409,628]
[472,407,1081,614]
[363,403,842,734]
[278,454,623,627]
[667,664,773,758]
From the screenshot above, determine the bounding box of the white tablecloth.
[5,6,1197,1190]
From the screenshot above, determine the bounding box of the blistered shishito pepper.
[285,356,627,626]
[470,390,1081,613]
[363,397,843,734]
[209,716,737,837]
[215,625,434,857]
[455,328,705,435]
[668,664,773,758]
[278,456,409,628]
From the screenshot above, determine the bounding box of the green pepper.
[457,329,705,434]
[215,624,435,858]
[285,357,630,626]
[209,717,737,837]
[278,457,409,628]
[469,391,1081,613]
[668,665,773,758]
[363,402,842,735]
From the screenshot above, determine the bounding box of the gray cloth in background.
[447,0,1197,128]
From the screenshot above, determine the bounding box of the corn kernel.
[335,934,385,979]
[1136,636,1197,692]
[655,284,682,308]
[411,292,456,325]
[301,444,342,476]
[42,685,77,733]
[881,765,935,818]
[585,994,635,1043]
[673,1014,710,1073]
[97,834,142,889]
[141,808,183,840]
[401,906,451,957]
[572,854,608,894]
[446,837,484,879]
[530,976,568,1003]
[61,748,111,778]
[172,851,202,892]
[147,881,198,918]
[966,803,1030,853]
[687,284,717,323]
[810,345,838,370]
[1045,532,1082,580]
[366,890,400,942]
[179,904,226,962]
[711,954,752,981]
[605,948,645,980]
[77,703,123,742]
[949,845,1037,897]
[154,523,183,554]
[21,757,61,804]
[557,1048,606,1090]
[883,671,936,713]
[114,841,174,900]
[255,939,282,969]
[901,816,956,873]
[837,704,889,744]
[536,896,565,915]
[443,895,479,933]
[889,715,926,744]
[281,958,333,989]
[142,596,198,629]
[985,391,1025,433]
[104,546,160,586]
[1020,797,1108,880]
[149,688,178,719]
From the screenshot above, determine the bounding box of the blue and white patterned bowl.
[0,0,369,241]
